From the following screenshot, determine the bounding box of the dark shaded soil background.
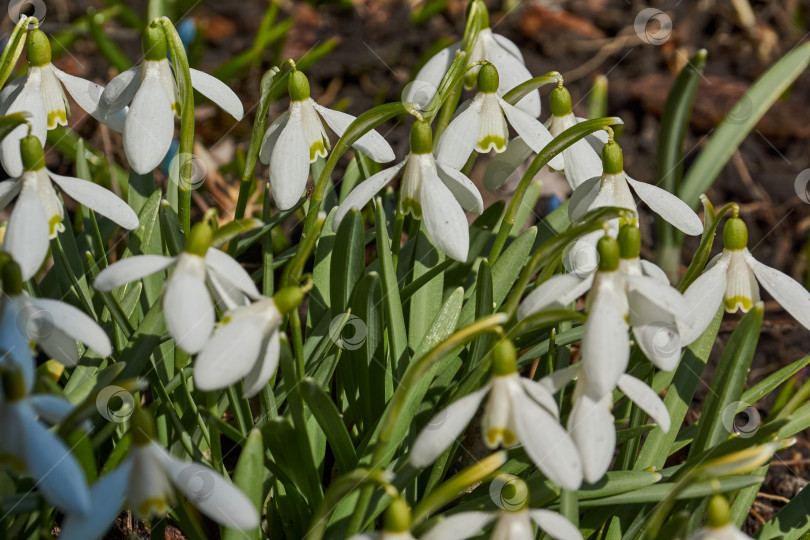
[18,0,810,537]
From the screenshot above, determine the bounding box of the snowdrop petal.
[405,43,460,108]
[582,286,629,396]
[568,176,602,221]
[640,259,670,284]
[60,458,132,540]
[28,297,111,357]
[17,403,91,514]
[538,364,580,395]
[164,269,214,354]
[124,71,174,174]
[0,75,25,112]
[270,111,310,210]
[512,389,583,490]
[99,66,139,114]
[410,385,489,468]
[491,33,525,62]
[93,255,175,291]
[421,511,495,540]
[0,179,20,211]
[518,273,593,320]
[483,136,534,191]
[487,44,539,117]
[632,321,682,371]
[562,140,602,190]
[618,374,670,433]
[51,66,126,132]
[0,298,35,391]
[242,329,280,398]
[530,509,583,540]
[420,162,470,262]
[521,378,560,418]
[625,176,702,235]
[436,161,484,214]
[39,327,80,366]
[1,83,46,177]
[6,181,49,280]
[189,68,244,120]
[48,172,138,229]
[746,251,810,331]
[312,102,394,163]
[567,389,614,484]
[27,394,74,425]
[436,98,482,170]
[499,97,553,154]
[258,111,289,165]
[194,316,265,391]
[334,159,407,229]
[204,248,260,300]
[492,511,534,540]
[151,444,259,530]
[681,257,729,344]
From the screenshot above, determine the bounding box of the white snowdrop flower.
[404,5,540,116]
[0,369,91,516]
[0,260,111,390]
[60,407,259,540]
[421,477,581,540]
[566,368,669,483]
[568,140,703,236]
[687,495,753,540]
[409,340,583,491]
[435,63,554,171]
[334,120,482,262]
[0,29,126,177]
[98,23,244,174]
[683,216,810,343]
[545,85,607,189]
[194,286,305,397]
[0,135,139,280]
[93,222,260,353]
[259,69,395,210]
[348,499,417,540]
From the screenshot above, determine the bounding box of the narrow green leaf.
[741,354,810,407]
[577,475,763,507]
[211,218,265,249]
[301,378,358,474]
[222,429,264,540]
[330,210,365,315]
[755,472,810,539]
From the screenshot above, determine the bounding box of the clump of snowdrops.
[1,2,810,540]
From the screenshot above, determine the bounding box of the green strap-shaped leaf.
[222,429,265,540]
[330,210,365,316]
[679,42,810,207]
[301,378,358,474]
[755,481,810,539]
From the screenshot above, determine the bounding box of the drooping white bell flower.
[93,222,260,353]
[259,69,395,210]
[194,286,305,397]
[0,369,91,515]
[98,23,244,174]
[0,260,112,390]
[334,120,482,262]
[421,476,581,540]
[60,407,259,540]
[0,29,126,177]
[409,340,583,491]
[404,4,540,117]
[0,135,139,280]
[687,495,753,540]
[435,63,555,171]
[565,368,669,483]
[545,85,608,190]
[568,140,703,236]
[682,216,810,344]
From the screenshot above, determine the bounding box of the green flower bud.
[130,404,156,446]
[549,86,572,117]
[288,70,311,102]
[2,261,24,296]
[143,23,168,62]
[185,222,214,257]
[383,498,412,533]
[20,135,45,171]
[273,286,305,314]
[0,369,26,402]
[597,236,620,272]
[491,339,517,376]
[723,217,748,251]
[26,29,51,67]
[706,494,731,529]
[602,140,624,175]
[410,120,433,155]
[478,63,499,94]
[618,224,641,260]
